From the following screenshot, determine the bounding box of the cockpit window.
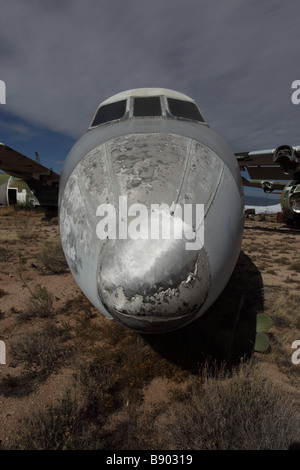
[91,100,127,126]
[133,97,162,117]
[167,98,205,122]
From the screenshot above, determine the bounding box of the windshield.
[168,98,205,122]
[133,97,162,117]
[91,100,127,126]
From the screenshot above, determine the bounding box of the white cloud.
[0,0,299,151]
[0,118,36,141]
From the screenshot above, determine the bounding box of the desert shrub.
[14,392,81,450]
[38,240,68,274]
[10,359,300,450]
[13,391,106,450]
[75,358,118,418]
[10,322,72,373]
[151,363,299,450]
[20,284,55,320]
[103,362,300,450]
[267,293,300,329]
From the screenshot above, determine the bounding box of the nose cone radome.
[97,237,211,333]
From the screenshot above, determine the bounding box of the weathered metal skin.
[98,237,211,333]
[59,93,244,333]
[281,181,300,222]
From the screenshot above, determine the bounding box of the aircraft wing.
[235,145,300,180]
[0,143,59,183]
[0,143,60,207]
[241,176,286,193]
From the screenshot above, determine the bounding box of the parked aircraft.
[237,147,300,226]
[0,172,40,207]
[0,88,299,333]
[0,143,59,208]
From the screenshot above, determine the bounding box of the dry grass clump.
[2,212,299,451]
[13,254,56,320]
[0,205,44,217]
[0,230,19,243]
[105,362,299,450]
[264,292,300,374]
[9,321,73,373]
[11,361,114,450]
[0,320,74,399]
[8,346,300,450]
[267,292,300,330]
[13,392,84,450]
[38,240,68,274]
[13,389,108,450]
[75,358,119,417]
[155,363,299,450]
[20,284,55,320]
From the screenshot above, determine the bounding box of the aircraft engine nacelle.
[281,181,300,223]
[290,190,300,214]
[261,181,275,193]
[273,145,299,174]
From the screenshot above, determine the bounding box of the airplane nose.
[97,236,211,333]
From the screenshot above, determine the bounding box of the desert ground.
[0,206,299,450]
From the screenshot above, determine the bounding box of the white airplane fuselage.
[59,89,244,333]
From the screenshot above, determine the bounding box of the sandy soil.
[0,210,299,449]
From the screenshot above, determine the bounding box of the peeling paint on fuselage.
[59,118,244,333]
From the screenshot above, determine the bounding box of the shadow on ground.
[142,251,264,373]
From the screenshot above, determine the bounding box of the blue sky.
[0,0,299,202]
